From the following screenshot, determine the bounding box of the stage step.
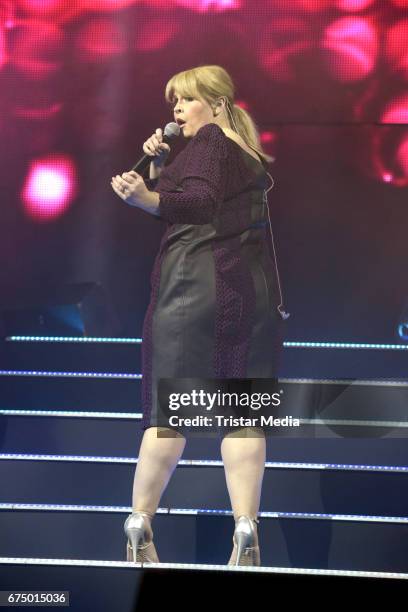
[2,336,408,379]
[0,337,142,373]
[0,506,407,572]
[1,370,407,434]
[1,411,408,459]
[0,454,407,516]
[0,558,406,612]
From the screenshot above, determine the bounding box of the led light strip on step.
[1,410,408,432]
[1,409,408,432]
[0,503,168,513]
[0,557,407,578]
[1,370,407,388]
[6,336,408,350]
[169,508,408,524]
[284,341,408,350]
[301,417,408,428]
[6,336,143,343]
[0,370,141,379]
[279,378,408,386]
[1,409,408,430]
[0,410,142,419]
[0,453,407,472]
[0,503,407,525]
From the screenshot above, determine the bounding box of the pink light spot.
[370,125,408,188]
[13,102,63,119]
[260,131,278,160]
[390,0,408,8]
[260,17,311,82]
[174,0,241,12]
[381,94,408,123]
[76,18,127,60]
[21,155,78,222]
[382,173,393,183]
[135,18,180,52]
[0,25,6,68]
[10,20,64,78]
[0,1,15,29]
[260,131,278,145]
[385,19,408,79]
[81,0,139,10]
[335,0,374,10]
[236,99,249,111]
[16,0,80,22]
[322,17,378,82]
[396,136,408,176]
[292,0,332,11]
[17,0,64,13]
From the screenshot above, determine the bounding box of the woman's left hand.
[111,171,150,207]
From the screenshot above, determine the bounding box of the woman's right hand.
[143,128,171,166]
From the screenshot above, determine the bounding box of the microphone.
[131,122,181,174]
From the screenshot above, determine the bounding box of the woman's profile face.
[172,90,213,138]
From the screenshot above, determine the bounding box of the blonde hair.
[164,65,274,166]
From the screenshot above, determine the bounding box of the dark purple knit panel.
[212,237,256,377]
[140,226,172,430]
[158,123,228,225]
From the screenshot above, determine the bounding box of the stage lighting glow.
[174,0,240,12]
[0,26,6,68]
[381,94,408,123]
[396,136,408,176]
[390,0,408,8]
[75,18,127,60]
[235,99,248,111]
[385,19,408,79]
[294,0,332,12]
[21,156,77,222]
[135,18,180,52]
[322,17,378,82]
[0,0,15,29]
[82,0,138,11]
[382,173,393,183]
[17,0,64,12]
[261,17,311,82]
[336,0,374,10]
[260,131,278,146]
[15,0,82,22]
[10,20,63,78]
[13,103,63,120]
[370,100,408,186]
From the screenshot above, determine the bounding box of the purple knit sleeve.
[158,123,228,225]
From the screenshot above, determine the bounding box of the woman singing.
[111,65,288,566]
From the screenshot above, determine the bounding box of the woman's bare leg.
[220,427,266,520]
[131,426,186,514]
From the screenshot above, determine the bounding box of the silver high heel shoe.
[227,516,260,567]
[124,511,160,564]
